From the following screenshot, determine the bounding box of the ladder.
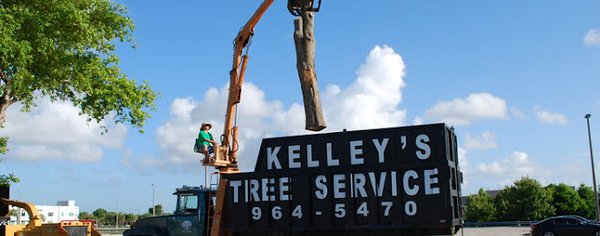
[206,171,219,236]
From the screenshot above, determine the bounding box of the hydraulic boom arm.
[207,1,322,235]
[209,0,322,169]
[220,0,274,167]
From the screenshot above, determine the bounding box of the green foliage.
[79,211,93,220]
[577,184,596,219]
[465,188,496,222]
[546,183,585,216]
[0,172,19,186]
[494,177,554,221]
[0,0,156,131]
[0,137,7,154]
[92,208,108,218]
[0,137,19,186]
[148,204,164,215]
[84,208,156,226]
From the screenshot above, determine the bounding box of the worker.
[197,123,217,163]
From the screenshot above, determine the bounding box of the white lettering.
[268,178,276,201]
[424,168,440,195]
[326,143,340,166]
[373,138,389,163]
[416,134,431,160]
[288,145,301,168]
[267,147,282,170]
[261,178,269,202]
[249,179,260,202]
[391,171,398,196]
[244,180,249,202]
[229,180,242,203]
[315,175,328,199]
[333,174,346,198]
[403,170,419,196]
[368,172,386,197]
[405,201,417,216]
[350,140,364,165]
[306,144,319,168]
[279,177,291,201]
[352,173,367,198]
[400,136,407,149]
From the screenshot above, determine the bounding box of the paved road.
[459,226,531,236]
[102,227,532,236]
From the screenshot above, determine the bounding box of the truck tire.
[123,227,163,236]
[543,232,554,236]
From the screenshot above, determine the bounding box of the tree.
[124,213,137,226]
[148,204,163,215]
[495,177,555,221]
[546,183,585,216]
[92,208,108,224]
[0,0,156,185]
[0,138,18,186]
[577,184,596,219]
[465,188,496,222]
[79,211,93,220]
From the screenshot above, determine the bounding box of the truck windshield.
[178,193,198,212]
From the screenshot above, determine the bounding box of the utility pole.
[152,184,155,216]
[585,113,599,221]
[115,201,118,229]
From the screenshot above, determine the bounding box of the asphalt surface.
[102,227,532,236]
[458,226,531,236]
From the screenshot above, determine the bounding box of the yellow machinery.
[1,198,101,236]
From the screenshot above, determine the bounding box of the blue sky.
[2,1,600,214]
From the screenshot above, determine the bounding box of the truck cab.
[124,186,214,236]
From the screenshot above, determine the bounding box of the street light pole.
[116,201,119,229]
[152,184,155,216]
[585,113,599,221]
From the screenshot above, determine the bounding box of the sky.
[2,0,600,214]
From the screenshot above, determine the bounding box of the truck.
[125,123,463,236]
[126,0,463,235]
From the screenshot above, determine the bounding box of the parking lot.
[459,227,530,236]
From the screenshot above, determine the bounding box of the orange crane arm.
[221,0,274,164]
[208,1,323,235]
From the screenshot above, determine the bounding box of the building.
[9,200,80,224]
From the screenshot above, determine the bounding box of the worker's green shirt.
[198,130,213,146]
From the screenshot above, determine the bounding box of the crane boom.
[206,1,323,235]
[207,0,322,170]
[221,0,274,167]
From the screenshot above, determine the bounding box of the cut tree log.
[294,11,326,131]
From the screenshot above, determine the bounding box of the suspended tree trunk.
[294,11,326,131]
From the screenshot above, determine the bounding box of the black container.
[223,123,462,235]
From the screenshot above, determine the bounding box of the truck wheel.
[595,230,600,236]
[543,232,554,236]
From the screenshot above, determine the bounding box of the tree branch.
[0,68,8,85]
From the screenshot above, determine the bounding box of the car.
[531,215,600,236]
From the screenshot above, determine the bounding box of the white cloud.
[139,45,409,172]
[321,45,407,131]
[0,97,127,161]
[424,93,509,126]
[585,29,600,46]
[457,147,470,189]
[477,151,538,177]
[534,107,568,125]
[464,131,497,150]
